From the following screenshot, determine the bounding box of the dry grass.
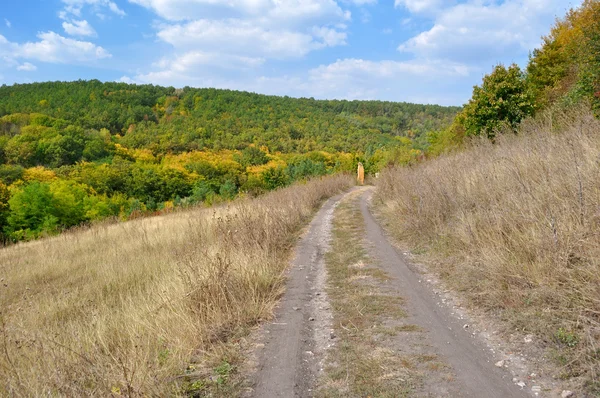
[375,107,600,391]
[318,193,416,398]
[0,174,353,397]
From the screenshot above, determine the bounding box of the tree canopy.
[0,81,459,242]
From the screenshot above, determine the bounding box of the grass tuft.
[375,106,600,390]
[0,174,353,396]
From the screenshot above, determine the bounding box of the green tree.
[236,146,269,167]
[0,181,10,237]
[219,180,238,199]
[6,182,58,239]
[263,167,289,190]
[463,64,535,139]
[49,180,88,228]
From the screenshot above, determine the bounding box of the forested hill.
[0,80,458,242]
[0,81,459,154]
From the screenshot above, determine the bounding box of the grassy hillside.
[0,81,457,242]
[0,174,353,396]
[375,108,600,392]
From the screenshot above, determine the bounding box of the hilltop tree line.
[0,82,457,241]
[427,0,600,153]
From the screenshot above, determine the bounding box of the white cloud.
[108,1,126,15]
[351,0,377,4]
[285,58,472,103]
[394,0,446,13]
[125,0,353,97]
[119,75,136,83]
[4,19,10,28]
[0,31,111,64]
[312,26,347,46]
[398,0,579,67]
[63,19,97,37]
[154,51,264,72]
[128,0,349,24]
[157,19,345,59]
[124,57,472,105]
[309,58,469,83]
[62,0,126,17]
[17,62,37,71]
[129,50,266,86]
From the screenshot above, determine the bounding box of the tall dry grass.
[0,174,353,396]
[375,108,600,388]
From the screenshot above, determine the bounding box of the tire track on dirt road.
[248,189,357,398]
[358,187,529,397]
[248,186,530,397]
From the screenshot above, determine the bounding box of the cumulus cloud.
[4,19,10,28]
[312,26,347,46]
[61,0,126,17]
[128,51,266,87]
[17,62,37,71]
[63,19,97,37]
[128,0,349,25]
[124,56,473,105]
[351,0,377,5]
[394,0,447,13]
[0,31,111,64]
[129,0,351,88]
[157,19,327,59]
[398,0,578,66]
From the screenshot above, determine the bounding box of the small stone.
[330,332,336,339]
[293,307,300,311]
[532,386,541,393]
[463,324,469,329]
[495,360,505,368]
[561,391,574,398]
[305,351,314,356]
[517,381,526,389]
[524,334,533,343]
[530,373,537,378]
[309,317,315,321]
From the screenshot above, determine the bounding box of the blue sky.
[0,0,581,105]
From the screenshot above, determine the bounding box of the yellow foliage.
[247,158,286,174]
[23,166,57,182]
[131,148,156,163]
[114,143,135,160]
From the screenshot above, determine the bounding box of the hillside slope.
[0,174,353,396]
[0,81,457,241]
[375,108,600,393]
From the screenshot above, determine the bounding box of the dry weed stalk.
[376,107,600,389]
[0,175,352,396]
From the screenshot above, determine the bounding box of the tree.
[236,146,269,167]
[6,182,58,239]
[0,181,10,238]
[463,64,535,139]
[263,167,289,190]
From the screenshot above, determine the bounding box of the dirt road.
[249,190,346,397]
[249,187,529,397]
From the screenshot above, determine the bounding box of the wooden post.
[357,162,365,185]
